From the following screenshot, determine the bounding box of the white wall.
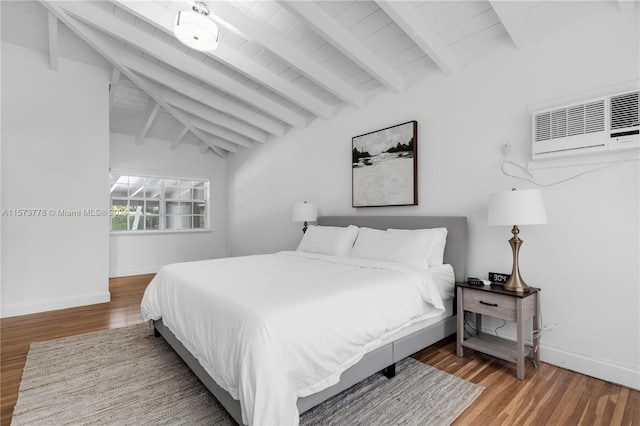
[109,133,227,277]
[227,9,640,389]
[1,42,111,317]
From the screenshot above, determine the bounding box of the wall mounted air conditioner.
[531,89,639,160]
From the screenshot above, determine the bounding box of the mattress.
[376,297,454,349]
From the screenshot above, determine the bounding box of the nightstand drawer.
[463,289,517,321]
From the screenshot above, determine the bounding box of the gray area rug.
[13,324,483,425]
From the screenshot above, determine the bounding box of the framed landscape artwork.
[352,121,418,207]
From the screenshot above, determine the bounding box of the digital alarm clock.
[488,272,510,285]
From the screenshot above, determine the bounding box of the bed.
[142,216,467,425]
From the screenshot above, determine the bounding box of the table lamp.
[488,188,547,292]
[292,201,317,233]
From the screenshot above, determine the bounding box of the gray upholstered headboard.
[318,216,467,282]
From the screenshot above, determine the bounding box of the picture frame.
[352,120,418,207]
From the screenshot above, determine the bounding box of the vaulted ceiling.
[2,1,635,157]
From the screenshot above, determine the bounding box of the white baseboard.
[109,265,161,278]
[0,291,111,318]
[479,324,639,390]
[541,343,640,391]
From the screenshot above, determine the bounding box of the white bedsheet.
[141,251,446,426]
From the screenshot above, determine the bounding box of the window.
[110,174,209,232]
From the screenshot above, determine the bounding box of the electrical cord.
[463,312,476,338]
[494,320,507,338]
[465,312,510,340]
[531,296,557,353]
[501,150,638,187]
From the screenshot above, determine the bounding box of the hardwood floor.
[414,340,639,425]
[0,274,153,426]
[1,274,638,425]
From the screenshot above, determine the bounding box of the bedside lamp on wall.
[488,188,547,292]
[292,201,317,233]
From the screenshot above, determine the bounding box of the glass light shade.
[292,202,317,222]
[488,189,547,226]
[174,11,219,52]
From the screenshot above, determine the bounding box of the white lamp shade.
[292,202,317,222]
[174,11,219,52]
[488,189,547,226]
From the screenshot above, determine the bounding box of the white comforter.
[141,251,445,426]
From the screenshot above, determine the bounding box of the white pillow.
[387,227,448,266]
[349,227,441,269]
[296,225,358,257]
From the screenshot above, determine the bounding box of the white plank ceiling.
[1,0,634,157]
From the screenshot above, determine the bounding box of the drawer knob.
[479,301,498,307]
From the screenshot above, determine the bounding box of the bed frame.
[153,215,467,425]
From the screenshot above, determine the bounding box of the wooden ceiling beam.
[114,0,333,120]
[488,1,528,50]
[282,1,405,93]
[184,124,239,153]
[189,117,252,150]
[41,1,227,158]
[139,77,253,151]
[162,90,263,145]
[136,101,160,145]
[375,1,457,75]
[55,1,306,129]
[170,104,239,153]
[198,0,365,108]
[122,53,285,137]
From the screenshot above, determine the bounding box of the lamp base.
[503,272,529,292]
[504,227,530,293]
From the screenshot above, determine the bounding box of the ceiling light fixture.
[174,2,219,52]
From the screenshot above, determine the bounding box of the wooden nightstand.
[456,282,540,380]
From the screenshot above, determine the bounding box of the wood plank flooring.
[1,274,152,426]
[2,274,638,425]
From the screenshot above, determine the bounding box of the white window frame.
[109,173,210,233]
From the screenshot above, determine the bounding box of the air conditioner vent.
[550,109,567,139]
[585,101,605,133]
[534,100,604,143]
[535,113,550,142]
[610,91,639,130]
[567,105,584,136]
